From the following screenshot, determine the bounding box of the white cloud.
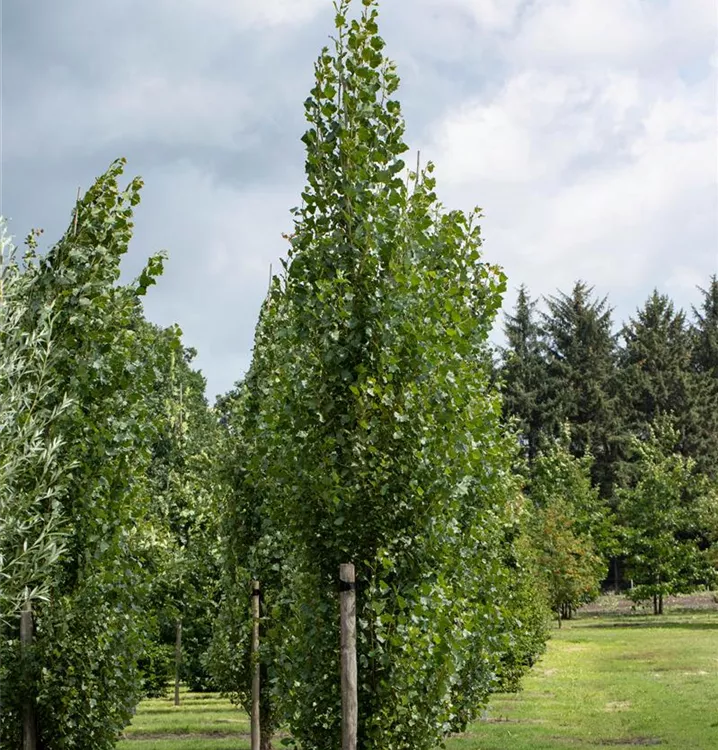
[513,0,717,71]
[127,161,303,391]
[439,0,524,31]
[418,0,717,316]
[7,76,255,160]
[424,64,715,296]
[180,0,328,29]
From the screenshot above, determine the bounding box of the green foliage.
[618,292,698,460]
[528,439,607,620]
[541,282,620,498]
[500,285,548,463]
[691,275,718,377]
[617,421,715,611]
[219,3,547,748]
[209,291,290,746]
[689,277,718,477]
[0,160,169,749]
[0,222,72,620]
[142,338,224,695]
[491,522,551,693]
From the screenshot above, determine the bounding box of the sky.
[2,0,717,399]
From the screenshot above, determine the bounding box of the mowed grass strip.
[118,601,718,750]
[119,690,250,750]
[448,608,718,750]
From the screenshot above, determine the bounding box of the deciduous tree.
[222,3,547,748]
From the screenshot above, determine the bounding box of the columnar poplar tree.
[209,288,290,750]
[226,3,547,748]
[0,161,169,748]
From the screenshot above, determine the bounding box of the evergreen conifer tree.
[617,291,703,479]
[542,282,619,497]
[688,276,718,476]
[501,285,547,462]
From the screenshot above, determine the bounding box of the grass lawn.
[118,596,718,750]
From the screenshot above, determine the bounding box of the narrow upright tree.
[223,3,547,748]
[0,161,169,748]
[210,288,290,750]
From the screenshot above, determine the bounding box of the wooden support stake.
[21,599,37,750]
[340,563,357,750]
[174,619,182,706]
[251,580,261,750]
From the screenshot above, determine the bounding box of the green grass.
[118,597,718,750]
[448,607,718,750]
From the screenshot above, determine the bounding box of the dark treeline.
[499,278,718,610]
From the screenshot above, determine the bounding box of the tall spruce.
[542,282,619,497]
[617,291,703,480]
[501,285,547,462]
[692,275,718,376]
[689,276,718,476]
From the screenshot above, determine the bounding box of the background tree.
[501,285,547,463]
[527,436,608,623]
[688,276,718,477]
[617,421,715,614]
[542,282,619,498]
[618,292,697,455]
[692,276,718,377]
[141,336,224,696]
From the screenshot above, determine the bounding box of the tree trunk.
[21,600,37,750]
[658,593,663,615]
[251,581,261,750]
[174,619,182,706]
[260,730,273,750]
[340,563,358,750]
[653,594,658,616]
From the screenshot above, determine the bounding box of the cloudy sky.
[2,0,716,399]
